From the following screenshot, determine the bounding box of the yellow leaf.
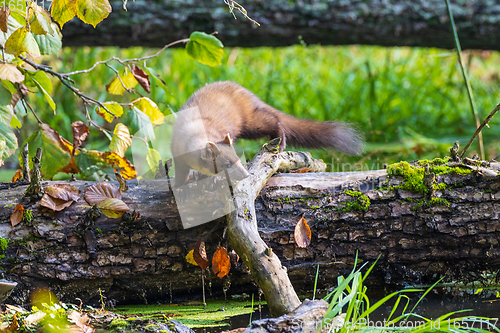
[96,102,123,123]
[132,97,164,125]
[97,197,129,218]
[146,148,161,174]
[0,64,24,82]
[186,249,198,266]
[106,71,138,96]
[75,0,112,28]
[109,123,131,157]
[51,0,77,28]
[5,27,41,57]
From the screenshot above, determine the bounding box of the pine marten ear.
[201,142,221,161]
[223,133,233,145]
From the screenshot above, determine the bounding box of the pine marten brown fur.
[171,81,363,186]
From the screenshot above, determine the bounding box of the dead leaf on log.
[45,184,81,202]
[41,184,81,211]
[115,172,128,193]
[11,169,22,182]
[84,182,122,205]
[212,246,230,278]
[68,310,94,333]
[193,238,208,270]
[132,64,151,93]
[96,197,129,218]
[71,121,89,154]
[294,214,311,248]
[186,249,198,266]
[10,204,24,227]
[290,167,312,173]
[40,195,74,211]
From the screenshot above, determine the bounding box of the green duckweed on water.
[113,299,264,329]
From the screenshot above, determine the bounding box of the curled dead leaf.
[11,169,22,182]
[45,184,81,201]
[212,246,230,278]
[40,193,74,211]
[193,238,208,270]
[10,204,24,227]
[132,64,151,93]
[84,182,122,205]
[71,121,89,155]
[294,214,311,248]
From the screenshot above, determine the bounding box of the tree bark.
[61,0,500,51]
[0,159,499,308]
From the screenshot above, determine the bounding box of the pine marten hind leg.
[277,122,286,153]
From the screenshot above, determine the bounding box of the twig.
[459,103,500,159]
[445,0,484,159]
[20,93,42,124]
[223,0,260,26]
[18,55,117,118]
[63,38,190,76]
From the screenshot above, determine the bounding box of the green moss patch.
[387,160,473,194]
[338,190,370,212]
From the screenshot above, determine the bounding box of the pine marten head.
[199,134,250,184]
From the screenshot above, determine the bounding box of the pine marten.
[171,81,363,187]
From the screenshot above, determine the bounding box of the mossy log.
[0,159,499,308]
[62,0,500,50]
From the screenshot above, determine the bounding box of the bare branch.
[223,0,260,26]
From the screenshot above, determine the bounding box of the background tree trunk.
[61,0,500,51]
[0,165,499,307]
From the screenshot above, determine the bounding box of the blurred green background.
[1,45,499,181]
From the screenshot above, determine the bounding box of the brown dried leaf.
[97,197,129,218]
[40,193,74,211]
[290,167,312,173]
[10,204,24,227]
[0,6,10,33]
[67,310,92,331]
[45,184,81,202]
[71,121,89,154]
[11,169,22,182]
[294,214,311,248]
[84,182,122,205]
[115,172,128,192]
[212,246,230,278]
[132,64,150,93]
[193,238,208,270]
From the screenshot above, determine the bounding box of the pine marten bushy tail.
[171,81,364,186]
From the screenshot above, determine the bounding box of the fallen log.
[0,157,499,308]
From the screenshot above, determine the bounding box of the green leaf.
[10,113,21,129]
[127,106,155,141]
[75,0,112,28]
[30,72,55,111]
[0,82,12,105]
[0,15,23,49]
[22,124,72,179]
[33,25,62,55]
[0,121,17,166]
[75,149,110,181]
[5,27,41,57]
[51,0,77,28]
[186,31,224,67]
[29,71,53,94]
[142,66,172,96]
[0,104,13,124]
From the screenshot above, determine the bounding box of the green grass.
[322,255,500,333]
[4,44,500,181]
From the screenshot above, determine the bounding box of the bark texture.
[61,0,500,50]
[0,163,499,307]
